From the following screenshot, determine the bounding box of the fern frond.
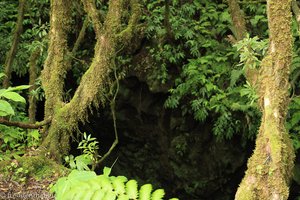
[91,190,105,200]
[118,194,130,200]
[111,176,127,195]
[126,179,138,199]
[51,168,179,200]
[81,190,94,200]
[97,175,113,191]
[139,184,152,200]
[151,189,165,200]
[86,177,101,191]
[103,190,117,200]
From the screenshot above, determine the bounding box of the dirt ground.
[0,176,55,200]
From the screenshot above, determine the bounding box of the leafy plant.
[0,127,41,161]
[0,83,30,117]
[51,167,179,200]
[65,133,100,170]
[4,161,29,183]
[234,34,268,70]
[164,54,260,140]
[286,97,300,150]
[143,0,262,140]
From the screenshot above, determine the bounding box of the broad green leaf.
[0,99,14,116]
[7,85,31,91]
[0,73,6,79]
[29,130,40,140]
[0,89,6,96]
[0,110,9,117]
[0,91,26,103]
[75,155,91,171]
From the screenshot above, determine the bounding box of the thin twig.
[98,57,120,165]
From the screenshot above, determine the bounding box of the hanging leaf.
[0,99,14,116]
[0,91,26,103]
[6,85,31,91]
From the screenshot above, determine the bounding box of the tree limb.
[3,0,26,88]
[292,0,300,25]
[28,48,40,123]
[0,118,51,129]
[117,0,141,44]
[227,0,247,41]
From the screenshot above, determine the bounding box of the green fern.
[126,180,138,199]
[51,167,179,200]
[139,184,152,200]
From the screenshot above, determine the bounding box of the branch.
[81,0,103,37]
[3,0,26,88]
[117,0,141,43]
[28,47,40,123]
[0,118,51,129]
[226,0,260,87]
[72,17,89,55]
[292,0,300,25]
[98,62,119,166]
[227,0,247,41]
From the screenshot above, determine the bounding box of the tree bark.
[41,0,72,119]
[235,0,295,199]
[28,48,40,123]
[39,0,141,161]
[3,0,25,88]
[227,0,247,41]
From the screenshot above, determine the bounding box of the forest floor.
[0,175,55,200]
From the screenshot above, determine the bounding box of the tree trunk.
[28,48,40,123]
[3,0,25,88]
[40,0,140,161]
[227,0,246,41]
[41,0,72,119]
[235,0,295,199]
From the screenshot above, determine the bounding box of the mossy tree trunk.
[40,0,140,161]
[233,0,295,199]
[3,0,25,88]
[28,48,40,123]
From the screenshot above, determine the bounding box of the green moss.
[0,156,69,183]
[17,156,69,180]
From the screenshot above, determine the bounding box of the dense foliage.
[1,0,300,199]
